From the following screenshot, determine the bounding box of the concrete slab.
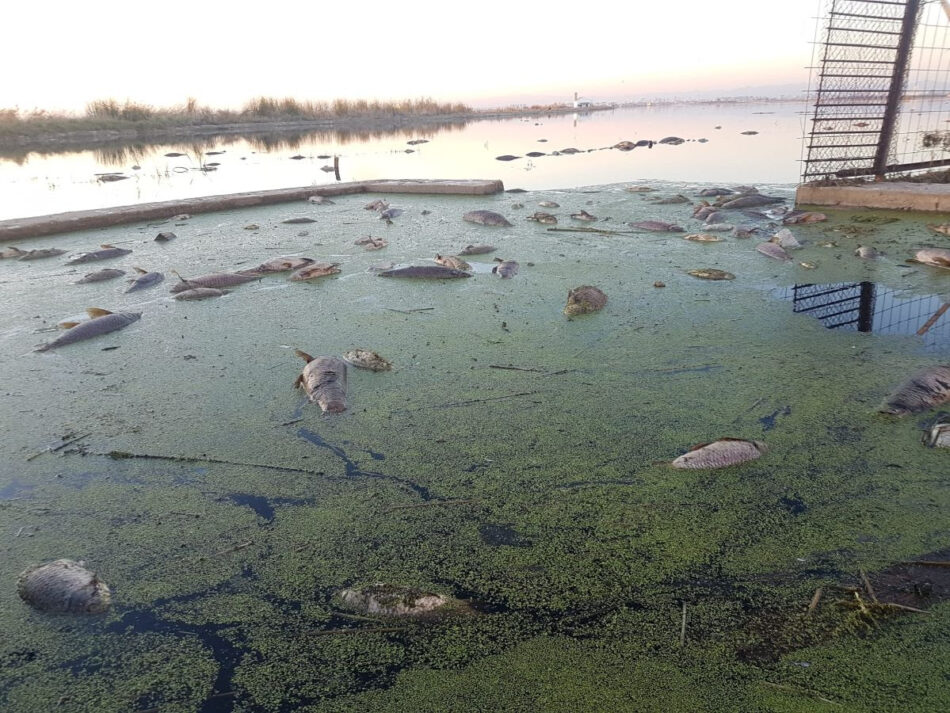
[796,182,950,213]
[0,179,505,242]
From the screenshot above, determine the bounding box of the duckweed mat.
[1,181,948,712]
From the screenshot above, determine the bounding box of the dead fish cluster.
[564,286,607,316]
[35,308,141,352]
[17,559,111,614]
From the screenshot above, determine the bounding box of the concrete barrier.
[796,182,950,213]
[0,179,505,242]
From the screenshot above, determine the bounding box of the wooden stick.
[214,539,253,557]
[99,450,325,476]
[760,681,838,705]
[876,601,931,614]
[859,569,879,604]
[308,626,408,637]
[26,432,90,461]
[546,226,638,236]
[333,155,340,182]
[433,391,539,409]
[489,364,545,373]
[385,307,435,314]
[680,602,687,646]
[916,303,950,336]
[806,587,823,615]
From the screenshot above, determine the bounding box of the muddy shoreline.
[0,107,613,152]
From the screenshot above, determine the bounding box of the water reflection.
[776,282,950,351]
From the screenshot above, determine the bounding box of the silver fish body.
[17,559,111,614]
[492,260,519,278]
[756,242,792,261]
[378,266,471,279]
[880,365,950,416]
[75,269,126,284]
[125,271,164,292]
[174,287,229,300]
[672,439,767,469]
[66,247,132,264]
[169,272,258,293]
[463,210,512,227]
[36,311,141,351]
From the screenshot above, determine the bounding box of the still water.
[0,102,809,220]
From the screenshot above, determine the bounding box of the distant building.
[573,92,592,109]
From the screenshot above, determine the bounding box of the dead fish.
[337,584,469,620]
[169,271,258,293]
[702,223,735,232]
[720,195,785,209]
[237,257,315,275]
[908,248,950,269]
[879,365,950,416]
[658,136,685,145]
[378,265,471,279]
[684,233,723,243]
[732,226,758,239]
[704,211,730,224]
[65,245,132,264]
[35,308,141,352]
[770,228,801,248]
[366,261,396,273]
[434,254,471,270]
[671,438,767,469]
[125,267,163,292]
[625,185,655,192]
[74,268,126,284]
[526,151,546,157]
[688,268,735,280]
[174,287,229,300]
[570,210,598,222]
[288,262,341,281]
[308,195,335,204]
[154,231,176,242]
[927,223,950,236]
[527,212,557,224]
[559,147,581,154]
[343,348,393,372]
[783,211,827,225]
[613,141,636,151]
[740,130,759,136]
[697,188,734,197]
[538,201,560,208]
[564,285,607,316]
[459,244,496,255]
[355,236,387,251]
[924,422,950,448]
[629,221,684,232]
[854,246,879,259]
[364,199,389,211]
[380,208,403,220]
[651,194,690,205]
[282,217,316,224]
[463,210,512,227]
[172,214,191,221]
[243,224,259,231]
[495,154,521,161]
[17,559,111,614]
[492,258,519,278]
[799,261,818,269]
[294,350,347,413]
[693,205,716,221]
[0,246,26,259]
[756,242,792,261]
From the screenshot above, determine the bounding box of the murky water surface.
[1,180,949,710]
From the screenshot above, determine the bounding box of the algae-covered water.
[1,183,948,712]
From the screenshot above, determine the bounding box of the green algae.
[1,183,949,711]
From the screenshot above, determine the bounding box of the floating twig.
[96,450,324,477]
[760,681,838,705]
[875,601,931,614]
[280,418,303,426]
[859,569,878,603]
[308,626,408,637]
[489,364,545,373]
[916,302,950,336]
[680,602,687,646]
[385,307,435,314]
[214,539,253,557]
[26,432,91,461]
[806,587,823,615]
[434,391,540,409]
[382,498,479,514]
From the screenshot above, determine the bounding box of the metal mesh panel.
[803,0,950,180]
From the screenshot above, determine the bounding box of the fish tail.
[294,349,314,363]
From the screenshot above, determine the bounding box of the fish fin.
[85,307,113,318]
[686,441,715,451]
[435,254,443,260]
[34,343,51,352]
[294,374,304,389]
[294,349,314,363]
[493,257,504,263]
[58,321,80,329]
[100,244,115,248]
[171,270,188,282]
[133,267,147,274]
[935,257,950,267]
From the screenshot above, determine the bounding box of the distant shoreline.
[0,98,807,153]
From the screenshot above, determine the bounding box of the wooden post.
[333,155,340,182]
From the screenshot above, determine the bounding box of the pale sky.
[4,0,819,112]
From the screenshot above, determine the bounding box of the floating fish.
[294,350,347,413]
[282,217,316,224]
[169,271,258,293]
[337,584,470,620]
[783,211,827,225]
[720,195,785,209]
[380,208,403,220]
[908,248,950,269]
[378,265,471,279]
[356,236,387,251]
[308,195,335,204]
[702,223,735,232]
[74,268,126,284]
[538,201,560,208]
[434,254,471,271]
[570,210,597,222]
[288,262,341,281]
[688,268,735,280]
[625,185,655,192]
[125,267,164,292]
[459,244,496,255]
[854,246,879,259]
[65,244,132,264]
[17,559,111,614]
[651,194,690,205]
[527,212,557,225]
[492,258,519,278]
[879,365,950,416]
[756,242,792,261]
[238,257,315,275]
[35,308,141,352]
[770,228,801,248]
[154,231,176,242]
[684,233,723,242]
[564,285,607,316]
[671,438,767,469]
[0,246,26,259]
[463,210,512,227]
[495,154,521,161]
[629,221,684,232]
[364,199,389,211]
[924,422,950,448]
[697,188,734,197]
[174,287,229,300]
[343,348,393,372]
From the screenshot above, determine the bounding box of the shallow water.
[1,183,948,712]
